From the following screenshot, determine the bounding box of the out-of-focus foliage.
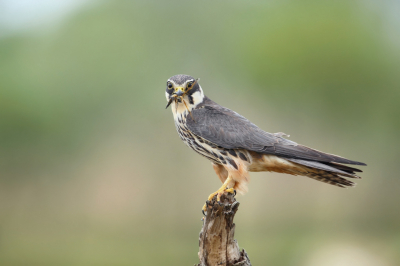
[0,1,399,265]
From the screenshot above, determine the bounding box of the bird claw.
[223,188,235,197]
[202,188,236,215]
[202,201,211,216]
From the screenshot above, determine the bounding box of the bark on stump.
[196,192,251,266]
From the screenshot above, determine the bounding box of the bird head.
[165,74,204,110]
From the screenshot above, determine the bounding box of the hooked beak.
[165,87,185,109]
[174,87,184,97]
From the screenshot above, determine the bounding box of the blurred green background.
[0,0,399,265]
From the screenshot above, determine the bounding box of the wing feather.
[186,105,366,166]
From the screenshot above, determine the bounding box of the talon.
[202,203,208,214]
[203,176,235,213]
[225,188,235,195]
[234,189,237,196]
[207,192,218,202]
[202,209,206,217]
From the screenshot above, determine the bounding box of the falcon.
[165,74,366,213]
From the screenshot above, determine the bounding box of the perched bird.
[165,74,366,213]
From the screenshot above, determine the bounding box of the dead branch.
[196,192,251,266]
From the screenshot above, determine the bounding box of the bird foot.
[202,188,236,214]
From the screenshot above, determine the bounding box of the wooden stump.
[196,192,251,266]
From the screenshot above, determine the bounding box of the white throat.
[166,86,204,119]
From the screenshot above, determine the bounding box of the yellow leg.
[202,176,235,212]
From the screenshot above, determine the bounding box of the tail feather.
[323,162,363,173]
[286,158,361,178]
[286,158,361,188]
[302,169,356,188]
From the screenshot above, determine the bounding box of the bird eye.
[187,82,193,89]
[167,82,173,89]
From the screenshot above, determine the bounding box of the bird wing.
[186,105,366,166]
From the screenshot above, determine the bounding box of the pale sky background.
[0,0,93,37]
[0,0,399,45]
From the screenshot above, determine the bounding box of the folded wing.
[186,106,366,166]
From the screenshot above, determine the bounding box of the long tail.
[286,158,362,188]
